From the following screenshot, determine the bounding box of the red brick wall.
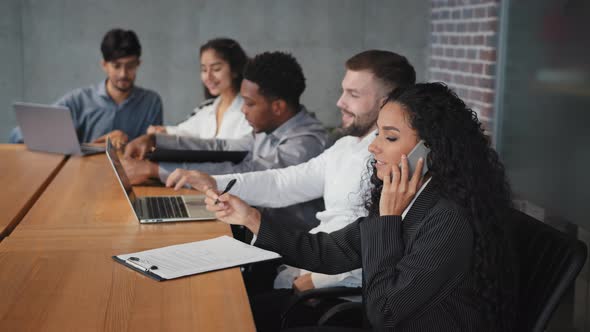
[429,0,500,132]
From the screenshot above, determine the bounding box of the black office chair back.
[512,208,587,332]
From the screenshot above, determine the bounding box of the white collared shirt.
[215,132,434,291]
[165,95,252,139]
[215,131,377,289]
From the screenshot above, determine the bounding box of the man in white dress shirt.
[166,50,416,322]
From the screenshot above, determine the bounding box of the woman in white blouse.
[147,38,252,139]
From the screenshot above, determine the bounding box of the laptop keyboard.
[140,196,190,219]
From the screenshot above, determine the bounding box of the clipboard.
[113,236,281,281]
[113,256,167,281]
[145,149,248,163]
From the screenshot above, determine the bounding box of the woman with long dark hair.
[204,82,517,331]
[147,38,252,140]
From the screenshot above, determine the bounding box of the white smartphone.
[400,140,430,178]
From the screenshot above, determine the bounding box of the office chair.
[281,209,588,331]
[280,287,364,329]
[511,208,587,332]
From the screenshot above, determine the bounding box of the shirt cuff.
[310,272,362,289]
[164,126,178,135]
[311,273,338,289]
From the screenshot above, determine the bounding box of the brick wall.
[429,0,500,132]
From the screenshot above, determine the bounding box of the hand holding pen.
[215,179,237,205]
[204,180,262,234]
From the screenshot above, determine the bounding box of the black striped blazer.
[255,184,486,331]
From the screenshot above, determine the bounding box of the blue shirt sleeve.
[149,94,163,126]
[8,126,23,143]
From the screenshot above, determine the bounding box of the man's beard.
[335,111,378,137]
[113,79,134,93]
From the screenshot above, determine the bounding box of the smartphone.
[400,140,430,178]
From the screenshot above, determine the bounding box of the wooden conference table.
[0,150,256,331]
[0,144,66,239]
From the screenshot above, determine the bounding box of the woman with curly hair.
[204,82,517,331]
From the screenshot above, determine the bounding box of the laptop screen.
[105,139,138,205]
[13,102,82,155]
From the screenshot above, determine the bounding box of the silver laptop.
[13,102,105,156]
[105,138,216,223]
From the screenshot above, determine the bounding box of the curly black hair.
[365,82,517,331]
[200,38,248,99]
[243,51,306,109]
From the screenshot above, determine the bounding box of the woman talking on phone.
[204,82,517,331]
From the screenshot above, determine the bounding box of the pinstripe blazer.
[255,184,486,331]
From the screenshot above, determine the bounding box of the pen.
[215,179,237,204]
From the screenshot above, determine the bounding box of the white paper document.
[114,235,281,280]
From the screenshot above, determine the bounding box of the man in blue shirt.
[9,28,163,148]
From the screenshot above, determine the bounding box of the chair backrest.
[511,208,587,332]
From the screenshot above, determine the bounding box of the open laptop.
[105,138,216,223]
[13,102,105,156]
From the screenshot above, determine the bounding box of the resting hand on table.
[204,187,261,235]
[92,130,128,149]
[124,134,156,160]
[166,169,217,191]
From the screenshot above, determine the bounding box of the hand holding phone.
[380,141,429,216]
[400,140,430,178]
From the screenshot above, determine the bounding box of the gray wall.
[0,0,430,142]
[0,0,23,142]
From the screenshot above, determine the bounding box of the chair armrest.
[318,301,364,326]
[280,287,362,328]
